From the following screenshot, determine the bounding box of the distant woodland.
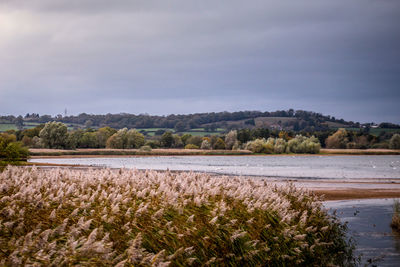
[1,110,400,158]
[1,109,363,131]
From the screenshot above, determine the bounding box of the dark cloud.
[0,0,399,123]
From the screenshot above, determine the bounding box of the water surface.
[30,155,400,180]
[326,199,400,266]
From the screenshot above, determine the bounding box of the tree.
[66,129,84,149]
[213,138,226,150]
[21,124,45,138]
[160,131,174,148]
[155,129,166,136]
[186,136,203,147]
[287,135,320,154]
[390,134,400,149]
[172,135,184,148]
[225,130,238,150]
[126,129,145,149]
[96,127,117,148]
[244,119,255,126]
[39,122,68,149]
[15,115,24,130]
[0,133,29,162]
[245,138,272,154]
[174,121,188,132]
[21,136,33,147]
[106,128,145,149]
[325,129,348,149]
[85,120,94,129]
[80,132,98,148]
[31,136,43,148]
[200,139,211,150]
[181,134,192,146]
[274,138,287,154]
[106,132,124,149]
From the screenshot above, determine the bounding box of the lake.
[29,155,400,180]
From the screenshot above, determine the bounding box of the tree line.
[1,109,369,131]
[2,122,399,158]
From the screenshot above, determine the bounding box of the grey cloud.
[0,0,399,123]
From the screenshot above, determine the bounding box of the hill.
[1,109,365,133]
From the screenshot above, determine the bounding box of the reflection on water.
[30,155,400,180]
[325,199,400,266]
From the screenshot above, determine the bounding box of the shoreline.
[313,189,400,201]
[28,148,400,157]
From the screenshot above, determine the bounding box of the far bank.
[29,148,400,157]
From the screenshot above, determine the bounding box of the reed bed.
[0,167,355,266]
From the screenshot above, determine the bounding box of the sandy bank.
[313,189,400,201]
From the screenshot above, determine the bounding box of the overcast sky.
[0,0,399,123]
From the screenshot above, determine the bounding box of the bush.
[225,130,238,150]
[160,131,174,148]
[200,139,211,150]
[287,135,320,154]
[139,145,152,152]
[371,142,389,149]
[186,136,203,147]
[184,144,199,149]
[245,138,275,154]
[213,138,226,150]
[0,133,29,162]
[145,140,160,149]
[245,138,268,153]
[172,135,184,148]
[274,138,287,153]
[389,134,400,149]
[31,136,43,148]
[246,136,320,154]
[180,133,192,146]
[232,140,240,150]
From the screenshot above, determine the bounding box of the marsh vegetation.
[0,167,355,266]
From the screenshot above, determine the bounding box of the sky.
[0,0,399,124]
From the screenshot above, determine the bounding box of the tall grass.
[0,167,355,266]
[391,200,400,232]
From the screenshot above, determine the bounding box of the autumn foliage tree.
[325,129,349,149]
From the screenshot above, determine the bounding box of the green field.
[190,128,225,132]
[137,128,175,137]
[0,122,42,132]
[180,131,222,136]
[24,122,40,126]
[138,128,175,132]
[137,128,225,137]
[0,123,18,132]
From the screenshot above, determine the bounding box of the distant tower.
[64,108,67,117]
